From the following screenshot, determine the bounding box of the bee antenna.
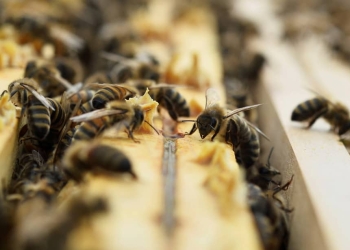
[179,119,196,123]
[1,90,8,97]
[267,147,274,166]
[144,120,159,135]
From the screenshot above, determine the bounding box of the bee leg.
[308,108,328,128]
[162,95,178,121]
[185,123,197,135]
[127,130,140,143]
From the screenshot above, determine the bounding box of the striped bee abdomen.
[27,95,51,140]
[226,115,252,148]
[88,145,134,176]
[164,88,190,118]
[238,130,260,169]
[92,86,128,109]
[291,97,328,121]
[73,117,108,141]
[47,99,66,130]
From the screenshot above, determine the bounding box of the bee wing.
[150,83,189,89]
[20,84,55,111]
[70,109,124,122]
[205,87,221,109]
[224,104,262,119]
[66,82,83,96]
[100,51,131,63]
[245,120,270,141]
[305,88,336,105]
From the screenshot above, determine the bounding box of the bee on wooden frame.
[70,101,158,142]
[291,93,350,135]
[182,88,268,168]
[62,141,136,182]
[127,80,190,121]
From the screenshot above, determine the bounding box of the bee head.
[197,115,219,139]
[133,106,145,129]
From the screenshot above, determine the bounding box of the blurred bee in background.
[247,147,282,190]
[183,88,268,168]
[24,59,83,98]
[225,77,257,123]
[62,141,136,182]
[14,195,108,250]
[0,198,14,250]
[99,51,160,82]
[84,63,134,84]
[99,21,141,58]
[71,101,158,142]
[128,80,190,121]
[291,95,350,135]
[4,9,86,57]
[247,175,294,250]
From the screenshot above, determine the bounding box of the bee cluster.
[0,0,294,250]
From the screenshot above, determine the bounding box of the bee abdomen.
[47,99,66,129]
[27,98,51,140]
[73,119,106,141]
[239,131,260,168]
[78,100,95,115]
[88,145,135,177]
[228,115,252,146]
[164,89,190,117]
[291,97,327,121]
[92,87,126,109]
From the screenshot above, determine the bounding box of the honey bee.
[24,90,69,142]
[183,88,267,168]
[15,196,108,250]
[26,94,52,140]
[70,101,157,142]
[62,141,136,182]
[247,147,282,190]
[128,80,190,121]
[291,95,350,135]
[89,83,138,109]
[84,63,133,84]
[24,60,83,98]
[100,51,160,82]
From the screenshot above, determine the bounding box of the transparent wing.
[100,51,130,63]
[205,87,221,109]
[246,120,270,141]
[224,104,262,119]
[150,83,189,89]
[70,109,124,122]
[66,82,83,97]
[21,84,55,111]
